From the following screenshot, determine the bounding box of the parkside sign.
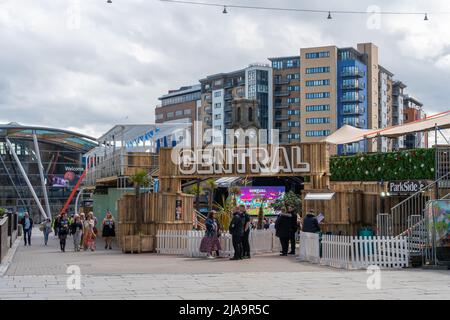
[388,180,427,194]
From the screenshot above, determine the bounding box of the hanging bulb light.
[107,0,112,3]
[327,11,332,19]
[424,13,428,21]
[223,6,228,14]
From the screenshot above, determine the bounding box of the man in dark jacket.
[228,209,245,260]
[287,206,298,255]
[240,205,251,259]
[302,210,321,233]
[20,212,33,246]
[275,207,292,256]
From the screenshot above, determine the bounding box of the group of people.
[20,210,116,253]
[198,205,322,260]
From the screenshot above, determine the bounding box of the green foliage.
[187,184,204,196]
[330,149,435,181]
[129,170,151,189]
[213,195,233,231]
[0,208,6,218]
[272,191,302,211]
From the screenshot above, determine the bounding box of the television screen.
[236,186,285,216]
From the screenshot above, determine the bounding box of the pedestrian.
[269,219,276,232]
[20,212,33,246]
[83,212,96,251]
[228,208,244,260]
[200,210,222,259]
[302,210,321,233]
[275,207,292,256]
[79,212,85,247]
[240,205,251,259]
[58,212,70,252]
[102,211,116,250]
[42,218,52,246]
[71,214,83,252]
[263,218,270,230]
[53,214,60,238]
[287,206,299,255]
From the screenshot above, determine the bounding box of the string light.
[159,0,436,20]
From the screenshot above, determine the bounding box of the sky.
[0,0,450,139]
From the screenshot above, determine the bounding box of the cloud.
[0,0,449,139]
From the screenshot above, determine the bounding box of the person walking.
[71,214,83,252]
[302,210,321,234]
[275,207,292,256]
[228,209,244,260]
[287,206,299,255]
[240,205,251,259]
[102,211,116,250]
[84,212,96,251]
[20,212,33,246]
[57,212,70,252]
[53,215,60,238]
[42,218,52,246]
[199,210,222,259]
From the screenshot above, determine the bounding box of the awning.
[215,177,242,187]
[321,110,450,145]
[304,193,335,200]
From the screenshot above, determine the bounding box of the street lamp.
[380,191,390,213]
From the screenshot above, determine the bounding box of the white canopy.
[322,110,450,145]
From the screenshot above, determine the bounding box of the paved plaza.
[0,229,449,300]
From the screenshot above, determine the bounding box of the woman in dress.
[83,212,96,251]
[199,210,222,259]
[102,211,116,250]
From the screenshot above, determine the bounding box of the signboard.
[236,186,285,216]
[427,200,450,249]
[175,199,182,220]
[388,180,427,194]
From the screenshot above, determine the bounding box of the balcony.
[341,70,365,78]
[341,95,365,103]
[275,115,289,121]
[237,79,245,86]
[274,127,290,133]
[224,82,234,89]
[342,117,362,128]
[224,117,232,124]
[205,107,212,114]
[341,83,365,90]
[224,93,233,100]
[274,103,289,109]
[341,106,365,115]
[274,78,290,85]
[205,96,212,103]
[224,104,232,112]
[274,91,290,97]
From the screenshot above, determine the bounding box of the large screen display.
[236,186,285,216]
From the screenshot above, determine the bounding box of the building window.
[248,107,253,122]
[287,98,300,104]
[305,92,330,99]
[288,85,300,92]
[214,125,222,131]
[237,107,241,122]
[287,110,300,115]
[167,112,174,118]
[175,110,183,116]
[305,130,331,137]
[306,117,330,124]
[214,103,221,109]
[305,67,330,74]
[184,109,191,115]
[287,73,300,80]
[214,114,222,120]
[306,79,330,86]
[288,121,300,127]
[214,91,222,97]
[156,114,164,120]
[288,133,300,139]
[305,51,330,59]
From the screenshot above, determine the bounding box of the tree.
[129,170,150,233]
[205,179,217,212]
[187,182,204,211]
[0,208,6,219]
[272,191,302,213]
[229,186,241,207]
[214,195,233,231]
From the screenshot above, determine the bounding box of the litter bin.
[359,228,373,238]
[358,228,374,256]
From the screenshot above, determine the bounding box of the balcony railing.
[341,106,365,115]
[205,108,212,114]
[224,93,233,100]
[274,103,289,109]
[275,115,289,121]
[205,96,212,103]
[237,79,245,86]
[342,118,362,127]
[274,91,290,97]
[341,70,365,77]
[274,127,290,133]
[274,78,290,85]
[341,95,365,103]
[341,83,365,90]
[224,82,234,89]
[224,104,232,112]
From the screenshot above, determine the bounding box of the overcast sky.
[1,0,450,138]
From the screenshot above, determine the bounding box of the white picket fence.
[156,229,281,258]
[298,232,409,269]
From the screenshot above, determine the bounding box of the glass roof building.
[0,123,97,221]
